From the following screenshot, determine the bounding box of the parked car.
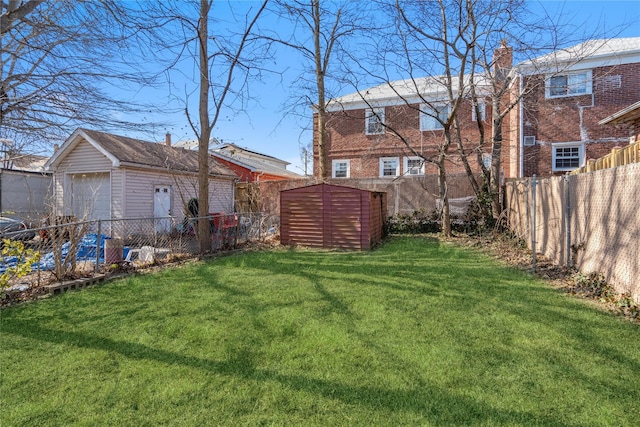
[0,217,36,241]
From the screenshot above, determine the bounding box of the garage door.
[69,173,110,221]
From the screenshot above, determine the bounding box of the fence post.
[565,173,571,268]
[95,220,101,273]
[531,174,537,273]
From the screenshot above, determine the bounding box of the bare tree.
[340,0,479,236]
[128,1,269,253]
[0,0,162,154]
[342,0,616,232]
[268,0,370,179]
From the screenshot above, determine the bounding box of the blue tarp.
[0,234,129,274]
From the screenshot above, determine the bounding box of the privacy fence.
[255,174,478,218]
[504,163,639,303]
[1,212,279,291]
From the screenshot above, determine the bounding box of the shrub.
[1,239,40,291]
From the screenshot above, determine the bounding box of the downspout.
[519,73,524,178]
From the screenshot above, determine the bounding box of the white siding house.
[44,128,238,222]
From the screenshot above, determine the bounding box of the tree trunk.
[197,0,211,254]
[439,131,452,237]
[313,0,327,180]
[489,98,502,221]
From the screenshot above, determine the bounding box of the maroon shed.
[280,183,387,250]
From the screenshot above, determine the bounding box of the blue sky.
[135,0,640,175]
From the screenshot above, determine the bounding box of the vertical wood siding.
[280,183,386,250]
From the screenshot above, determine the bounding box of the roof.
[599,101,640,125]
[211,149,300,179]
[517,37,640,74]
[217,143,287,164]
[329,37,640,109]
[327,74,489,111]
[2,153,48,172]
[173,139,300,178]
[45,128,237,178]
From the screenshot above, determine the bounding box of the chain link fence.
[1,212,280,292]
[504,163,640,303]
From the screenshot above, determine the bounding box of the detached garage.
[280,183,387,250]
[45,128,238,223]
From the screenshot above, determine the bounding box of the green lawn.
[1,236,638,426]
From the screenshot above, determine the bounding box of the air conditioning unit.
[523,136,536,146]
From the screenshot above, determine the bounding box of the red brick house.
[513,38,640,177]
[315,37,640,179]
[316,75,493,179]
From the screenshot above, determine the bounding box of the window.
[472,100,486,122]
[404,156,424,176]
[379,157,399,177]
[332,159,350,178]
[552,142,584,171]
[546,71,592,98]
[482,153,492,169]
[365,108,385,135]
[420,103,449,130]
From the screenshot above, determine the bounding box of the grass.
[1,236,639,426]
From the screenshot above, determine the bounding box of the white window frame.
[403,156,424,176]
[552,142,584,171]
[420,103,449,131]
[379,157,399,178]
[365,108,385,135]
[472,100,486,122]
[545,70,592,99]
[331,159,350,178]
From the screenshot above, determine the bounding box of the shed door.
[328,191,362,249]
[70,173,110,221]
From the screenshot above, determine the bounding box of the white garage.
[45,128,238,225]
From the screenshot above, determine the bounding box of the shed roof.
[46,128,237,178]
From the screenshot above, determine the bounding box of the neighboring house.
[316,37,640,179]
[211,143,301,182]
[44,128,238,225]
[318,74,491,179]
[598,100,640,144]
[0,152,51,223]
[175,139,301,182]
[514,38,640,177]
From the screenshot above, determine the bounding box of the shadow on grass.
[2,318,569,426]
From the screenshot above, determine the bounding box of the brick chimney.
[493,39,513,79]
[165,132,171,146]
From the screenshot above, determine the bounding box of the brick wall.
[520,62,639,176]
[315,101,492,179]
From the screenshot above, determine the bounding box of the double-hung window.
[552,142,584,171]
[379,157,399,177]
[332,159,350,178]
[365,108,385,135]
[420,103,449,130]
[404,156,424,176]
[546,71,592,98]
